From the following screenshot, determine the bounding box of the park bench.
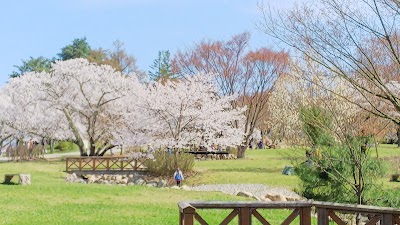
[3,173,31,185]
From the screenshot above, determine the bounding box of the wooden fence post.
[300,207,311,225]
[181,204,196,225]
[382,213,393,225]
[239,207,251,225]
[317,208,329,225]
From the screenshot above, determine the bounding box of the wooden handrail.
[178,201,400,225]
[65,156,147,172]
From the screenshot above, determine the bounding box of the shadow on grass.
[211,167,282,173]
[1,182,19,185]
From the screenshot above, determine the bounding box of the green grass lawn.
[0,145,399,224]
[188,148,303,189]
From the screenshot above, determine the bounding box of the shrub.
[54,141,77,152]
[143,151,195,176]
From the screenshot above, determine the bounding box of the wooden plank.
[382,213,393,225]
[328,211,346,225]
[252,209,271,225]
[281,209,299,225]
[189,201,313,209]
[181,202,196,225]
[195,213,209,225]
[317,208,329,225]
[220,209,238,225]
[183,213,194,225]
[393,215,400,225]
[365,215,382,225]
[238,207,251,225]
[65,158,69,171]
[300,207,311,225]
[4,174,16,183]
[313,201,400,214]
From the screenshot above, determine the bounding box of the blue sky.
[0,0,297,86]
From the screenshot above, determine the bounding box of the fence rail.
[178,201,400,225]
[65,156,146,172]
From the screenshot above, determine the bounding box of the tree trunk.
[50,139,55,153]
[89,137,96,156]
[397,125,400,148]
[237,145,247,158]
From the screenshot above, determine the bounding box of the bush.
[143,151,195,176]
[54,141,77,152]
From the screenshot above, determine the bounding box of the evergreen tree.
[148,50,174,82]
[58,37,91,60]
[10,56,52,78]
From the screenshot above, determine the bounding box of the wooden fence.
[65,156,146,172]
[178,201,400,225]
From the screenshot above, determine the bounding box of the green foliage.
[58,37,91,60]
[148,50,176,82]
[296,105,388,204]
[367,188,400,208]
[300,106,334,147]
[10,56,52,78]
[295,137,387,204]
[144,151,195,176]
[54,141,78,152]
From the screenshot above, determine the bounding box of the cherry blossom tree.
[134,74,246,149]
[1,59,246,156]
[2,59,143,156]
[172,33,288,157]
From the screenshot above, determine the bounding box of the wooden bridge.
[65,156,147,173]
[178,201,400,225]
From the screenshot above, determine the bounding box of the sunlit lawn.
[0,144,398,224]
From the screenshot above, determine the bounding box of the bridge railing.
[65,156,146,172]
[178,201,400,225]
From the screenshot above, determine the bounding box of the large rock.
[19,174,31,185]
[120,178,129,185]
[252,195,262,201]
[235,191,254,198]
[261,197,272,202]
[266,193,287,201]
[286,196,301,201]
[157,179,167,188]
[135,178,145,185]
[115,175,123,181]
[181,185,191,191]
[146,181,158,187]
[87,175,96,184]
[171,185,180,189]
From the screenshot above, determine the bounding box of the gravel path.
[191,184,300,198]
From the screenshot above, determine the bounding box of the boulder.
[235,191,254,198]
[135,178,145,185]
[266,193,287,201]
[262,197,272,202]
[286,196,301,201]
[19,174,31,185]
[252,195,262,201]
[157,180,167,188]
[115,175,123,181]
[146,181,158,187]
[120,178,129,185]
[87,176,97,184]
[171,185,180,189]
[181,185,191,191]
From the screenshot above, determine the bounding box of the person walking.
[173,168,184,187]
